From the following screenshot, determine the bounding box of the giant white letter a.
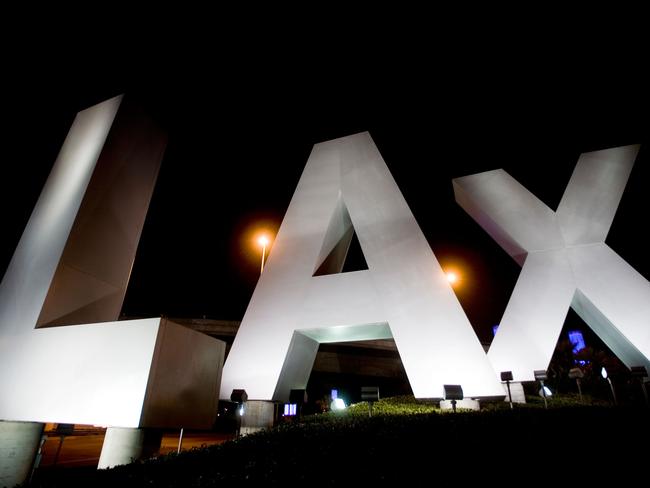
[220,132,503,401]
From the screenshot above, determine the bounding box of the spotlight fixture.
[443,384,463,413]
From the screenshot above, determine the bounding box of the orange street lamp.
[446,272,458,285]
[258,235,270,274]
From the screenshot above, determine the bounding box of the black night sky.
[2,61,648,343]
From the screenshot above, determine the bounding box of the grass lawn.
[33,395,649,486]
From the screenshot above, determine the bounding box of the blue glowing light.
[331,389,338,400]
[492,325,499,336]
[568,330,586,353]
[283,403,297,416]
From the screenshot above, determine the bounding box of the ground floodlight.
[361,386,380,417]
[538,386,552,397]
[534,370,548,409]
[568,367,584,379]
[500,371,514,409]
[230,389,248,404]
[361,386,380,402]
[443,384,464,400]
[230,389,248,437]
[569,367,585,403]
[443,384,463,413]
[534,370,547,381]
[331,398,346,411]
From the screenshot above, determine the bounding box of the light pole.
[258,235,269,274]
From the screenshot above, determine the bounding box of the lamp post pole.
[257,235,270,274]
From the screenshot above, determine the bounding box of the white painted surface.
[0,96,122,337]
[221,132,504,401]
[1,318,159,427]
[454,145,650,381]
[0,421,43,487]
[97,427,147,469]
[0,317,225,428]
[502,382,526,404]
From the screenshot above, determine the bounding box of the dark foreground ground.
[29,399,649,486]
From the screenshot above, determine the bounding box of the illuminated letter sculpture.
[221,132,503,401]
[453,144,650,381]
[0,96,224,429]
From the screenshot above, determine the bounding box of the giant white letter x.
[454,145,650,381]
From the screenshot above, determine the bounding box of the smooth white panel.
[557,146,638,246]
[452,169,563,257]
[487,251,575,380]
[0,319,160,427]
[569,244,650,370]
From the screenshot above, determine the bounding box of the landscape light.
[534,370,549,409]
[601,368,617,405]
[569,367,584,403]
[230,389,248,437]
[501,371,514,409]
[538,386,552,397]
[443,384,463,413]
[331,398,346,411]
[361,386,380,417]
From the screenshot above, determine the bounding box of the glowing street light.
[446,272,458,284]
[257,235,270,274]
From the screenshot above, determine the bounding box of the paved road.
[38,429,234,468]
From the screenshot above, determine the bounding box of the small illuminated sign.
[283,403,297,416]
